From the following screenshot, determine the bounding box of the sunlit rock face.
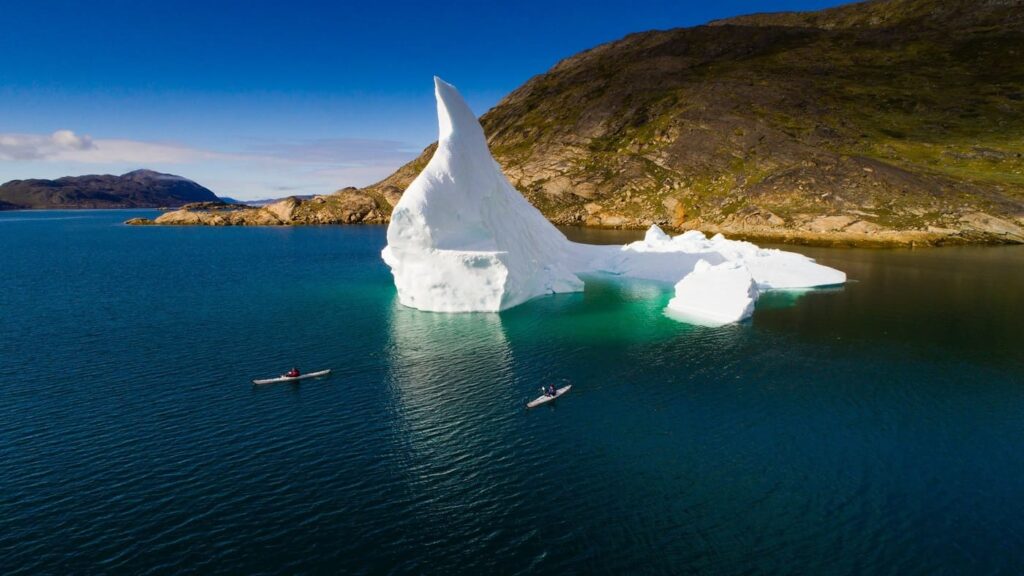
[382,78,846,324]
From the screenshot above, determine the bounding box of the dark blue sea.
[2,210,1023,574]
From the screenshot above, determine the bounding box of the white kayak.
[527,385,572,409]
[252,369,331,385]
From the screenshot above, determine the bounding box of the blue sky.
[0,0,847,199]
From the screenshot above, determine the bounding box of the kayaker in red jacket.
[286,367,300,378]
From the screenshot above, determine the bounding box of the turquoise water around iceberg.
[1,210,1023,574]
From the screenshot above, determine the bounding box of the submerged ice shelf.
[382,77,845,326]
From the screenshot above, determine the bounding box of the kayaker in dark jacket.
[547,384,556,397]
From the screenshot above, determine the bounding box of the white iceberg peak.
[382,77,582,312]
[644,224,672,244]
[434,76,484,146]
[382,78,846,324]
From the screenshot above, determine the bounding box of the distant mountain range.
[0,169,219,209]
[221,195,316,206]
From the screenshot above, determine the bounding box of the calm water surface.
[1,210,1022,574]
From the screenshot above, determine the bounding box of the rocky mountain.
[0,169,218,209]
[130,0,1024,245]
[362,0,1024,245]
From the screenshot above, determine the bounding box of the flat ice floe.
[382,77,845,325]
[666,260,759,327]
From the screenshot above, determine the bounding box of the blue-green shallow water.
[2,210,1023,575]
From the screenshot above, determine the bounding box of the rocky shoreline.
[125,187,1024,247]
[547,207,1024,247]
[125,186,396,228]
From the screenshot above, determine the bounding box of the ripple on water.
[2,213,1024,574]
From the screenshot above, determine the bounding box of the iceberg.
[382,77,583,312]
[666,260,759,327]
[382,77,846,325]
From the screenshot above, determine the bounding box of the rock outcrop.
[126,189,393,226]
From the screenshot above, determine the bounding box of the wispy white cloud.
[0,129,419,199]
[0,130,216,163]
[0,130,96,160]
[243,138,417,165]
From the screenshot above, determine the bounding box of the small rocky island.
[125,186,400,227]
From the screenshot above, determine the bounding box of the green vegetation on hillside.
[367,0,1024,245]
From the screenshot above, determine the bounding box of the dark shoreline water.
[1,210,1022,574]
